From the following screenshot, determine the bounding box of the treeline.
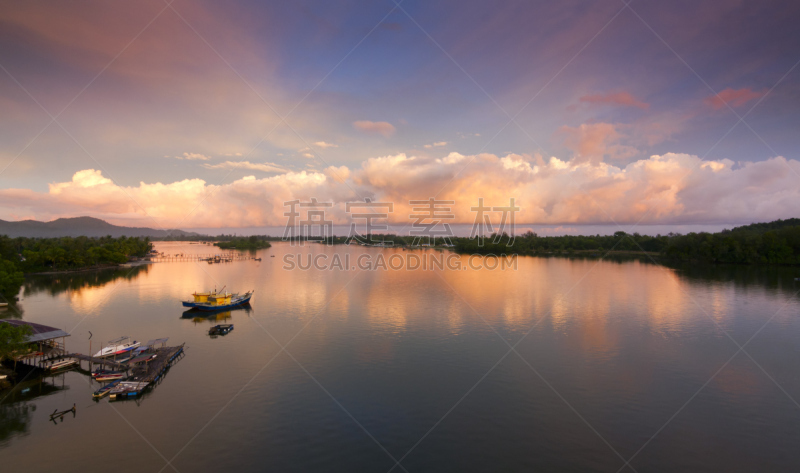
[663,223,800,264]
[0,236,152,299]
[453,219,800,265]
[453,231,668,256]
[214,236,272,250]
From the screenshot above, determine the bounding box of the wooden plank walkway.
[68,354,129,370]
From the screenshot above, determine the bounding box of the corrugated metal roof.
[143,338,168,347]
[1,320,70,343]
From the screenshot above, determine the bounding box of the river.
[2,241,800,472]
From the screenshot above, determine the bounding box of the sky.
[0,0,799,234]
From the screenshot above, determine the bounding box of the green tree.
[0,258,24,299]
[0,323,33,366]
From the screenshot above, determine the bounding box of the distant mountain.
[0,217,203,238]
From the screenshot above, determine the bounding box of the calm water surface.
[2,241,800,472]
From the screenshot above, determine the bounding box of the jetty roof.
[1,320,70,343]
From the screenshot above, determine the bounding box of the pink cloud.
[579,92,649,110]
[557,123,638,164]
[2,153,799,227]
[353,120,396,137]
[704,88,765,110]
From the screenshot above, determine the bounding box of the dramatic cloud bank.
[1,153,798,229]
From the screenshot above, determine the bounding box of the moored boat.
[44,358,78,371]
[93,336,140,358]
[95,371,126,381]
[92,368,121,378]
[92,380,122,399]
[209,324,234,335]
[182,289,254,311]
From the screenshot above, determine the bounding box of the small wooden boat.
[93,380,122,398]
[44,359,78,371]
[92,368,121,378]
[209,324,234,336]
[95,371,126,381]
[0,302,8,308]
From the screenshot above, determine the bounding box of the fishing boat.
[92,380,122,399]
[44,358,78,371]
[182,288,254,311]
[93,336,140,358]
[209,324,234,335]
[92,368,121,378]
[95,371,125,381]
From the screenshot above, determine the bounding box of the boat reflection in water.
[181,305,251,325]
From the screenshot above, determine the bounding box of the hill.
[0,217,201,238]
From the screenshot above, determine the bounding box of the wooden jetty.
[67,354,129,370]
[147,252,259,263]
[109,344,185,400]
[41,342,186,400]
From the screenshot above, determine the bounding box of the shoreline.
[24,260,154,276]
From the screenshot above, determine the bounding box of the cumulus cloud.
[424,141,448,148]
[176,152,211,161]
[353,120,395,137]
[579,91,649,110]
[2,152,798,228]
[558,123,638,164]
[202,161,288,173]
[705,87,765,110]
[313,141,338,149]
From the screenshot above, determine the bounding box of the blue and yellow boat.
[182,289,254,311]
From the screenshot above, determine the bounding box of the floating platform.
[108,344,185,400]
[108,381,150,400]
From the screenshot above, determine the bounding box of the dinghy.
[209,324,234,335]
[95,371,126,381]
[44,359,77,371]
[92,380,122,399]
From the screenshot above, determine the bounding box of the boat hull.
[95,372,125,381]
[45,359,77,371]
[93,342,140,358]
[183,293,253,311]
[93,380,122,399]
[209,324,234,335]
